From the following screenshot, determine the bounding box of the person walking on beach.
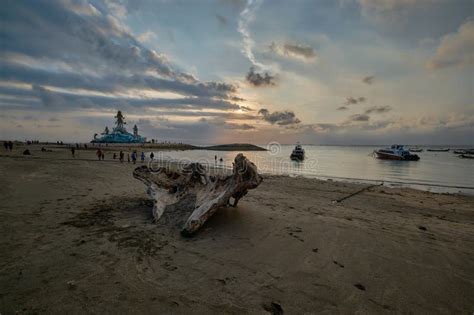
[71,147,75,158]
[150,152,154,160]
[101,152,105,160]
[131,151,137,164]
[8,141,13,151]
[215,155,217,163]
[141,152,145,163]
[96,149,102,160]
[3,141,8,151]
[113,153,117,160]
[127,153,130,163]
[119,151,124,163]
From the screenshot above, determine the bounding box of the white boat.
[374,145,420,161]
[290,143,305,161]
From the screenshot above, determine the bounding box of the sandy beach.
[1,144,473,314]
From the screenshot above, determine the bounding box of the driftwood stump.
[133,153,263,235]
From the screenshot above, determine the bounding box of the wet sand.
[1,144,473,314]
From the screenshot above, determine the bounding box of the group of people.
[91,149,154,164]
[3,141,14,151]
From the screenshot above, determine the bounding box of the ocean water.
[151,145,474,194]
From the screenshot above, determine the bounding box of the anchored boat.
[374,145,420,161]
[290,143,305,161]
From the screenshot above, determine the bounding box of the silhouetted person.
[3,142,7,150]
[8,141,13,151]
[96,149,102,160]
[150,152,154,160]
[127,153,130,163]
[119,151,124,163]
[214,155,217,163]
[71,147,75,158]
[141,152,145,163]
[131,151,137,164]
[113,153,117,160]
[101,152,105,160]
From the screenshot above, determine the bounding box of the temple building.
[91,111,146,143]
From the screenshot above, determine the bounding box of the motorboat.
[427,148,450,152]
[453,149,466,154]
[409,147,423,152]
[374,145,420,161]
[459,154,474,159]
[290,143,305,161]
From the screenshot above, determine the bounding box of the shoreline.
[2,144,472,196]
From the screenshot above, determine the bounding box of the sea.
[151,145,474,195]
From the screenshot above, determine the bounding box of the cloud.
[347,113,370,122]
[31,85,241,111]
[269,42,317,62]
[246,67,276,87]
[364,105,392,114]
[362,75,375,84]
[344,96,366,105]
[427,20,474,70]
[237,0,266,69]
[215,14,228,26]
[137,30,157,43]
[357,0,434,23]
[0,0,244,115]
[200,117,255,130]
[258,108,301,125]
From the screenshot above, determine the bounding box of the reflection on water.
[151,145,474,194]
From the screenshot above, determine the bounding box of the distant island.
[199,143,266,151]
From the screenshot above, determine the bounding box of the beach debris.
[262,301,284,315]
[332,183,383,203]
[354,283,366,291]
[133,153,263,235]
[67,280,76,290]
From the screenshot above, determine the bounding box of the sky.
[0,0,473,145]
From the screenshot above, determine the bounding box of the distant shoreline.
[2,141,267,152]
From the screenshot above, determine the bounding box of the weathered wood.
[133,153,263,235]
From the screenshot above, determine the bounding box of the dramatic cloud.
[364,105,392,114]
[427,20,474,70]
[362,75,375,84]
[0,0,243,116]
[344,96,366,105]
[31,85,241,111]
[258,108,301,125]
[246,67,276,87]
[269,42,317,62]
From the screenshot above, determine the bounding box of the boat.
[290,143,305,161]
[427,148,450,152]
[459,154,474,159]
[453,149,466,154]
[373,145,420,161]
[409,147,423,152]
